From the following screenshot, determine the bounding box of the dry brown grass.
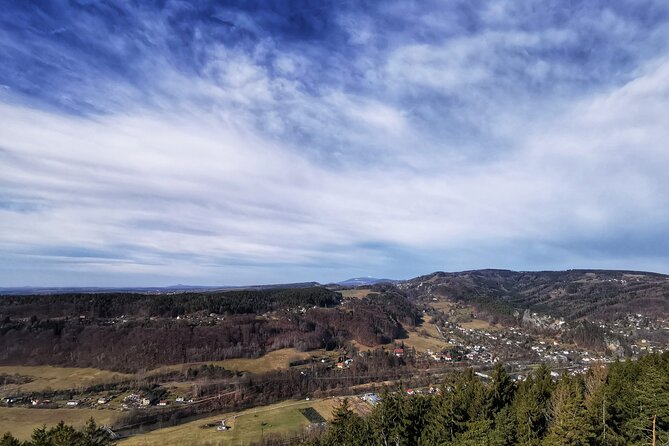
[430,301,455,312]
[120,398,344,446]
[0,407,119,440]
[460,319,501,331]
[401,329,452,352]
[149,348,312,375]
[339,289,374,299]
[0,366,131,394]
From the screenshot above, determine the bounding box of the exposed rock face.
[521,309,565,331]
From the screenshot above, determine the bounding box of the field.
[402,328,452,352]
[339,289,374,299]
[149,348,313,375]
[399,316,452,352]
[120,398,342,446]
[429,300,455,312]
[214,349,312,374]
[0,407,119,440]
[460,319,501,331]
[0,365,131,394]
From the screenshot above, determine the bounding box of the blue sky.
[1,0,669,286]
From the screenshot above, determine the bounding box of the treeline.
[0,419,115,446]
[0,287,341,319]
[306,352,669,446]
[0,289,420,372]
[0,315,296,371]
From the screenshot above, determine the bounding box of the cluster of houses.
[121,393,193,409]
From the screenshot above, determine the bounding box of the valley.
[0,269,667,444]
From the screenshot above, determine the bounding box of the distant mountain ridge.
[3,267,669,322]
[336,277,395,287]
[0,282,320,296]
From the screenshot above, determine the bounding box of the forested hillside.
[305,353,669,446]
[0,287,419,372]
[404,269,669,321]
[0,287,341,319]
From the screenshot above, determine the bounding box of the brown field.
[396,315,452,353]
[120,398,343,446]
[460,319,501,331]
[419,315,444,338]
[351,340,383,352]
[149,348,313,375]
[339,289,374,299]
[429,300,455,312]
[401,329,452,352]
[0,407,119,440]
[0,366,131,394]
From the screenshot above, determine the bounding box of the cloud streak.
[1,0,669,285]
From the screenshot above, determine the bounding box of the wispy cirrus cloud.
[1,1,669,286]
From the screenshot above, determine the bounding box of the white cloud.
[2,57,669,284]
[1,1,669,285]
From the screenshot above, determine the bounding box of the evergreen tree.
[403,395,433,445]
[325,399,369,446]
[513,366,553,446]
[583,365,626,445]
[39,422,81,446]
[453,369,488,425]
[0,433,21,446]
[490,406,516,446]
[542,375,593,446]
[369,389,413,446]
[419,383,457,445]
[487,364,516,417]
[625,364,669,445]
[451,419,493,446]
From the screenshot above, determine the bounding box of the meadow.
[119,398,344,446]
[0,407,119,440]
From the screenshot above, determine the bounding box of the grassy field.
[154,348,314,376]
[419,315,444,338]
[0,407,119,440]
[398,316,452,353]
[402,328,452,352]
[429,301,455,312]
[460,319,500,331]
[120,398,342,446]
[0,365,131,394]
[339,289,374,299]
[214,349,312,374]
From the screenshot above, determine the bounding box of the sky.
[1,0,669,287]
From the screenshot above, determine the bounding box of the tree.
[369,390,414,446]
[487,364,516,417]
[80,419,116,446]
[489,406,516,446]
[625,364,669,445]
[452,419,493,446]
[325,399,369,446]
[0,433,22,446]
[542,375,593,446]
[420,384,457,445]
[513,366,554,446]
